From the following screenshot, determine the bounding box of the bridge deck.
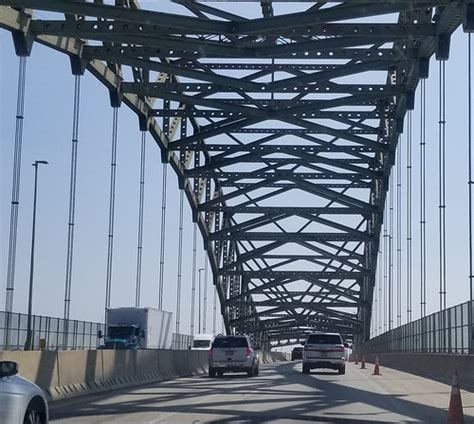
[50,362,474,423]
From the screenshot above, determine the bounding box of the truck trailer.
[101,307,173,350]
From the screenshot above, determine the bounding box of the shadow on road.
[50,362,450,423]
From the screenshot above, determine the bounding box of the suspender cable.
[469,33,474,305]
[438,60,448,311]
[105,107,119,312]
[4,57,27,349]
[203,255,209,333]
[158,163,168,310]
[407,111,413,323]
[397,136,402,327]
[5,57,27,316]
[212,286,217,335]
[175,190,184,334]
[383,211,388,332]
[389,172,394,331]
[190,223,197,335]
[378,247,383,334]
[135,131,146,307]
[420,79,427,318]
[63,75,81,348]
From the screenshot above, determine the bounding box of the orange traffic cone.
[354,355,359,365]
[360,356,366,369]
[372,355,381,376]
[447,370,465,424]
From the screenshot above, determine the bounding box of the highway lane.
[50,361,474,423]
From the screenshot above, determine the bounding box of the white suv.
[208,335,260,377]
[302,332,346,375]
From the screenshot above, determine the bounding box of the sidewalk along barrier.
[360,352,474,390]
[0,349,208,401]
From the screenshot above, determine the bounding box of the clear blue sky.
[1,3,473,338]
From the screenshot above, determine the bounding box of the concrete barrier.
[0,349,289,401]
[361,352,474,390]
[260,351,291,363]
[0,349,208,401]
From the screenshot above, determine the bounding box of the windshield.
[212,336,248,348]
[307,334,342,345]
[108,326,137,338]
[193,340,211,348]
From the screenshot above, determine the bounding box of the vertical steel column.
[63,75,81,348]
[4,57,27,349]
[190,223,197,335]
[105,107,119,312]
[135,131,146,307]
[407,111,413,323]
[420,80,427,318]
[175,190,184,334]
[438,60,448,312]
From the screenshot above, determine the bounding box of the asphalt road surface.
[50,361,474,423]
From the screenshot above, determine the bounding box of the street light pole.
[198,268,204,334]
[24,160,48,351]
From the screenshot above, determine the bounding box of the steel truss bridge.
[1,0,472,348]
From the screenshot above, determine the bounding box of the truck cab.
[103,324,144,350]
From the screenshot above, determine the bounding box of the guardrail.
[0,311,193,351]
[366,300,474,354]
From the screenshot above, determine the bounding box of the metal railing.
[365,300,474,354]
[1,311,105,350]
[0,310,195,351]
[171,333,194,350]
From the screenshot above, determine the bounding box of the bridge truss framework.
[1,0,471,348]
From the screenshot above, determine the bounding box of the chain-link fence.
[0,311,105,350]
[365,300,474,354]
[171,333,194,350]
[1,310,195,351]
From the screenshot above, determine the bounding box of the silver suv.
[302,332,346,375]
[208,335,260,377]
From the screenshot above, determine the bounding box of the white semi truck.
[101,307,173,350]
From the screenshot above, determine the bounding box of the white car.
[302,332,346,375]
[208,335,260,377]
[0,361,49,423]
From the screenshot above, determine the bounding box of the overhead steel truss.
[0,0,470,348]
